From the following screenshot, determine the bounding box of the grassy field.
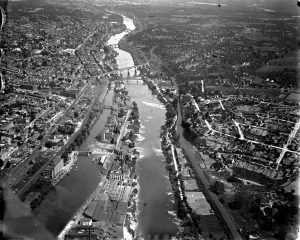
[257,52,299,73]
[257,65,297,72]
[206,86,281,98]
[199,215,228,239]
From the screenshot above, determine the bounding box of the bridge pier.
[107,44,118,48]
[78,151,91,156]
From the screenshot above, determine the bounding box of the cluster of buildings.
[181,93,300,184]
[3,2,125,90]
[144,68,228,238]
[141,59,298,238]
[0,0,128,195]
[120,3,298,238]
[176,148,213,216]
[65,179,132,239]
[131,5,297,97]
[61,81,139,239]
[0,93,64,174]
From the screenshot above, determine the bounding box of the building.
[65,223,123,239]
[97,128,116,143]
[83,180,131,228]
[60,89,78,99]
[110,171,124,181]
[42,156,64,180]
[20,84,37,91]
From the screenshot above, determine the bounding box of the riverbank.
[118,37,148,66]
[55,12,179,239]
[57,176,106,240]
[58,82,141,240]
[52,151,78,186]
[143,77,229,239]
[143,79,198,238]
[114,13,149,67]
[22,83,109,210]
[55,14,142,240]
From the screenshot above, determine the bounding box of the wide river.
[33,14,178,239]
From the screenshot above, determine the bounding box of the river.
[33,90,114,235]
[126,83,178,238]
[112,15,178,238]
[33,13,178,238]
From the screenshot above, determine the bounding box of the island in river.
[52,13,179,240]
[58,81,141,240]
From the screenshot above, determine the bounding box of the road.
[233,120,245,140]
[276,119,300,165]
[5,22,130,193]
[57,177,106,240]
[176,101,243,240]
[98,62,149,77]
[193,100,300,157]
[169,76,242,238]
[15,81,108,197]
[3,77,98,188]
[5,53,135,189]
[61,28,99,55]
[116,109,131,149]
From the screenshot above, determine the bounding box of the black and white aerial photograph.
[0,0,299,239]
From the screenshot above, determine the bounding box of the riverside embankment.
[34,13,178,239]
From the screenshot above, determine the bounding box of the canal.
[33,90,113,235]
[34,13,178,238]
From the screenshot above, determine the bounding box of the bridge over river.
[77,150,91,156]
[97,62,149,78]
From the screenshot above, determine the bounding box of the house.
[60,89,78,99]
[79,217,92,226]
[20,84,37,91]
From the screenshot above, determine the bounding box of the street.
[176,102,243,240]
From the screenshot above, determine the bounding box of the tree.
[274,228,288,240]
[132,101,138,110]
[210,181,225,195]
[5,161,11,168]
[211,161,223,171]
[228,193,243,210]
[103,45,110,54]
[45,141,53,148]
[118,108,126,118]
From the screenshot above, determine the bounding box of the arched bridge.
[107,44,119,48]
[97,62,149,78]
[103,105,113,110]
[77,150,91,156]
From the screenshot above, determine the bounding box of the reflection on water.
[33,97,112,235]
[33,14,178,238]
[125,84,178,238]
[107,15,136,77]
[33,156,102,235]
[116,16,178,237]
[142,101,165,110]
